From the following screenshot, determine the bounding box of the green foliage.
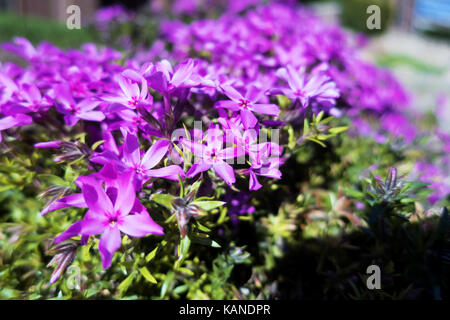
[0,12,96,48]
[0,112,448,300]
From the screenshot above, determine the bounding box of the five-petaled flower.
[54,166,163,269]
[215,84,280,129]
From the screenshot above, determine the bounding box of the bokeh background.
[0,0,449,128]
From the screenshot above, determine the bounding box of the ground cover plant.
[0,0,448,299]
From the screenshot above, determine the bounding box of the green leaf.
[139,267,157,284]
[178,174,184,198]
[316,111,324,123]
[306,137,326,147]
[37,174,67,186]
[178,235,191,260]
[145,246,158,262]
[196,221,211,232]
[178,267,194,276]
[151,193,175,209]
[117,272,136,296]
[191,235,221,248]
[160,271,175,298]
[276,94,291,109]
[91,140,105,151]
[191,200,225,211]
[329,126,348,134]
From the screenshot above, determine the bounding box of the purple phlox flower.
[0,113,33,142]
[77,43,122,64]
[2,37,38,61]
[34,140,62,149]
[91,128,184,185]
[95,4,134,27]
[54,83,105,126]
[102,74,151,111]
[0,72,19,104]
[3,83,52,115]
[246,156,283,191]
[276,64,340,108]
[40,193,86,216]
[223,119,282,166]
[380,112,417,144]
[147,59,201,95]
[182,125,243,186]
[122,63,154,84]
[62,66,104,99]
[120,130,185,184]
[414,162,450,204]
[54,167,163,269]
[215,84,280,129]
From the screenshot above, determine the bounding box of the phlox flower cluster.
[0,0,448,278]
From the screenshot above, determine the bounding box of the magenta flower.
[380,113,417,143]
[215,84,280,129]
[102,75,151,110]
[246,157,283,191]
[0,72,19,104]
[55,168,163,269]
[18,83,53,113]
[0,114,33,142]
[147,59,201,95]
[40,193,86,216]
[54,84,105,126]
[182,126,242,185]
[276,65,340,108]
[121,131,185,183]
[91,130,185,185]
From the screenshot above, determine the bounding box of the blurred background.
[0,0,449,126]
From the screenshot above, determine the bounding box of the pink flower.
[54,167,163,269]
[54,84,105,126]
[276,65,340,108]
[182,125,242,185]
[215,84,280,129]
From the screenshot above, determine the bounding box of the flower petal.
[141,139,170,170]
[251,103,280,116]
[77,176,113,215]
[240,109,258,129]
[0,114,33,130]
[79,111,105,122]
[221,84,244,102]
[249,170,262,191]
[98,226,122,269]
[41,193,86,216]
[80,215,108,236]
[146,165,185,181]
[213,160,236,185]
[54,221,83,243]
[186,160,212,178]
[113,170,136,215]
[214,100,240,111]
[118,214,164,237]
[123,131,141,166]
